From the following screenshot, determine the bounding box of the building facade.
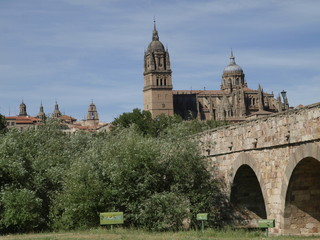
[5,101,102,131]
[143,24,289,121]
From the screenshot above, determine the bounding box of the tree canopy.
[112,108,228,137]
[0,111,229,233]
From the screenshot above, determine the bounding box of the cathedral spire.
[230,50,236,65]
[152,19,159,41]
[37,102,45,120]
[52,101,62,118]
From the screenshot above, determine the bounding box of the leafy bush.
[0,188,43,233]
[0,115,228,233]
[138,192,190,231]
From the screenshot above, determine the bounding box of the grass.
[2,228,320,240]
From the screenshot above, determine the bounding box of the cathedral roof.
[223,51,243,74]
[147,22,165,53]
[173,90,226,95]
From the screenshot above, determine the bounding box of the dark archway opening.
[284,157,320,234]
[230,164,267,225]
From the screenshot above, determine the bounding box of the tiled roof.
[6,116,41,124]
[60,115,77,121]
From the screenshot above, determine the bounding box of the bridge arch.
[281,143,320,234]
[229,153,268,220]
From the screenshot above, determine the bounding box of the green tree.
[112,108,227,138]
[0,114,7,133]
[112,108,155,136]
[0,123,73,232]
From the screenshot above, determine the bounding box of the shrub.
[138,192,190,231]
[0,188,44,233]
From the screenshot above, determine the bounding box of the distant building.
[85,101,99,126]
[5,101,106,131]
[5,115,41,130]
[19,101,28,116]
[5,100,42,130]
[52,101,62,119]
[68,101,106,132]
[143,23,289,121]
[4,101,100,131]
[37,103,46,120]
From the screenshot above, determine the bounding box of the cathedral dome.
[146,22,165,53]
[223,52,243,74]
[147,40,165,52]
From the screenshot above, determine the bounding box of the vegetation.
[0,110,228,234]
[2,228,318,240]
[112,108,228,137]
[0,114,7,133]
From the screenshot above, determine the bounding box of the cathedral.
[143,23,290,122]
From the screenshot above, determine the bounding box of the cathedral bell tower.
[86,101,99,126]
[143,22,173,117]
[19,100,27,116]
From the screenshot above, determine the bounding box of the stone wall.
[197,102,320,235]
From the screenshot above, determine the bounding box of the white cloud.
[0,0,319,122]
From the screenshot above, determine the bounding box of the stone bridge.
[198,102,320,235]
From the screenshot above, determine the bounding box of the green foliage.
[0,188,43,233]
[112,108,155,136]
[0,123,72,233]
[0,114,7,134]
[112,108,227,137]
[138,192,190,231]
[0,116,228,233]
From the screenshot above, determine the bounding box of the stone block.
[306,223,314,229]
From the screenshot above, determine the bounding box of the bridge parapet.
[199,102,320,157]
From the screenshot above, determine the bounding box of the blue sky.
[0,0,319,122]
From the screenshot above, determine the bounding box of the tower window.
[160,79,163,86]
[164,78,167,86]
[156,79,159,86]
